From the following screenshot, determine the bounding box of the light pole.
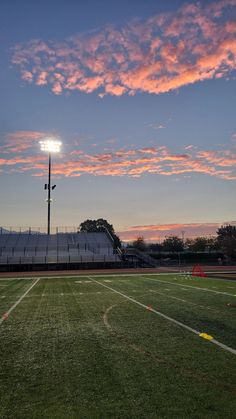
[40,138,61,235]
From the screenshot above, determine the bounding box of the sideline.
[88,276,236,356]
[1,271,236,281]
[0,278,40,326]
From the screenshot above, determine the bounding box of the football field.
[0,273,236,418]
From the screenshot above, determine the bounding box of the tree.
[185,237,209,252]
[162,236,184,252]
[206,237,220,251]
[78,218,121,248]
[185,236,220,252]
[217,225,236,258]
[132,236,146,251]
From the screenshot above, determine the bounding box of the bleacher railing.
[0,226,80,234]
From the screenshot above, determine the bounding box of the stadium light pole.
[40,138,62,235]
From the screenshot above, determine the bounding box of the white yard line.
[0,278,40,326]
[149,289,219,312]
[88,276,236,356]
[141,276,236,297]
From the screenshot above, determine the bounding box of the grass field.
[0,272,236,418]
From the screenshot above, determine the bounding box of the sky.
[0,0,236,242]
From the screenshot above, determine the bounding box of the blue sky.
[0,0,236,241]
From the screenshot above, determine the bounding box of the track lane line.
[0,278,40,326]
[88,276,236,356]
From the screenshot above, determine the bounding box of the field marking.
[88,276,236,356]
[75,280,91,284]
[141,276,236,297]
[0,278,40,326]
[148,289,221,313]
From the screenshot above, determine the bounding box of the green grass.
[0,273,236,418]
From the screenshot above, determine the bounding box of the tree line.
[131,225,236,259]
[78,219,236,260]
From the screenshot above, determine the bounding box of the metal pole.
[47,152,51,235]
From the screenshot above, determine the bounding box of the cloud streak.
[0,131,49,154]
[118,221,235,242]
[12,0,236,97]
[1,131,236,180]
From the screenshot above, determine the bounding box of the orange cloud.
[118,221,233,242]
[11,1,236,97]
[1,132,236,180]
[0,131,48,153]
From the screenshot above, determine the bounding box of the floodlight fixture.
[40,138,61,153]
[40,136,62,235]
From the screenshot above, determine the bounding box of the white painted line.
[0,278,40,326]
[142,276,236,297]
[88,276,236,356]
[75,280,91,284]
[149,289,218,312]
[103,280,112,283]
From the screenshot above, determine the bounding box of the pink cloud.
[1,131,236,181]
[104,84,127,96]
[11,1,236,97]
[21,71,33,82]
[0,131,48,153]
[35,71,48,86]
[118,221,233,242]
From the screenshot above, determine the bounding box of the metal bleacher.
[0,231,121,268]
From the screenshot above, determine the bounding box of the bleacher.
[0,231,121,270]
